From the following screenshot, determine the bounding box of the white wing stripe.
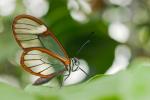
[15,25,47,34]
[41,67,55,75]
[15,29,42,34]
[17,18,40,26]
[28,50,42,54]
[21,39,42,48]
[24,60,43,67]
[31,64,51,73]
[16,35,37,40]
[15,24,36,29]
[24,54,41,60]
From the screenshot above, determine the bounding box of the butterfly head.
[70,57,80,72]
[69,57,89,76]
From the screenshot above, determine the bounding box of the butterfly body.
[12,15,82,85]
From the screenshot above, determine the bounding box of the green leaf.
[24,57,150,100]
[128,57,150,69]
[0,83,35,100]
[86,74,107,83]
[1,57,150,100]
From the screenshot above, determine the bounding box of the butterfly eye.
[76,61,79,66]
[74,59,80,66]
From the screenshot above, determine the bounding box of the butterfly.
[12,15,88,85]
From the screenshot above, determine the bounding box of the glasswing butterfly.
[12,15,87,85]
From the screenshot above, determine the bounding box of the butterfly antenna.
[76,32,95,56]
[76,40,90,56]
[79,67,89,76]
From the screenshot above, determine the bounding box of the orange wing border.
[12,15,71,77]
[21,47,69,78]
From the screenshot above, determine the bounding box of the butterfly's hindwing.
[21,49,65,77]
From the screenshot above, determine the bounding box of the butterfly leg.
[33,75,55,85]
[64,70,71,81]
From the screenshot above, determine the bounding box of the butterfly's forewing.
[12,15,70,77]
[12,15,69,59]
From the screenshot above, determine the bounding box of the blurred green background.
[1,0,150,99]
[0,0,118,87]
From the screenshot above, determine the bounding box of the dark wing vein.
[38,66,52,73]
[16,23,37,27]
[19,38,38,41]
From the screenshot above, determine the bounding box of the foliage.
[0,0,118,86]
[1,0,150,99]
[0,57,150,100]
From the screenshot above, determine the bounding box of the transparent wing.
[12,15,70,77]
[21,49,65,77]
[12,15,69,59]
